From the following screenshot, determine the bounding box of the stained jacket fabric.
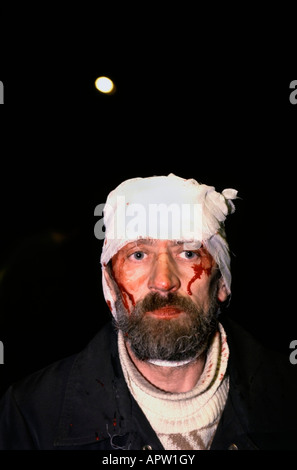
[0,316,296,450]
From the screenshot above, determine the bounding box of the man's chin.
[124,315,211,362]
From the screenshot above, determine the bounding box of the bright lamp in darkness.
[95,76,115,94]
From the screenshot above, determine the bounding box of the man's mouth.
[146,306,184,319]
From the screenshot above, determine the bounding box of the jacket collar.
[210,386,259,450]
[210,315,263,450]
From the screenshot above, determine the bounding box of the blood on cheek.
[111,257,136,314]
[187,258,213,295]
[116,281,135,313]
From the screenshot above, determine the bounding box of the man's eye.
[181,251,199,260]
[130,251,146,261]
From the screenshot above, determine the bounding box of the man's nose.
[148,255,180,294]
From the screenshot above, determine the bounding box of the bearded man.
[0,174,296,450]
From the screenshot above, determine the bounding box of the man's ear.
[217,277,229,302]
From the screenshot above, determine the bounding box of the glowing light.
[95,76,115,94]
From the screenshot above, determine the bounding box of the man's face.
[110,239,227,362]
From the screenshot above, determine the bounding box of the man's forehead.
[118,239,203,251]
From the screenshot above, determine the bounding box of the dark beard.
[115,289,219,362]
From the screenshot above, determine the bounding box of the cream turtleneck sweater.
[118,323,229,450]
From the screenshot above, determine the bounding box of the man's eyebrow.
[135,239,184,246]
[176,240,203,249]
[134,239,156,246]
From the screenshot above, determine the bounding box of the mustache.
[133,292,197,317]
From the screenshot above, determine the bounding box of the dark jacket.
[0,317,296,450]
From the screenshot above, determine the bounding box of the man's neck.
[125,342,206,393]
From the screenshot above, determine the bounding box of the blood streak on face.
[110,255,135,314]
[187,250,213,295]
[116,281,135,313]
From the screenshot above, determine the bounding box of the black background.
[0,6,297,404]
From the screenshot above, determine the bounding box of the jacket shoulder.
[0,321,115,449]
[221,316,297,449]
[11,321,114,403]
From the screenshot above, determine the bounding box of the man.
[0,173,296,450]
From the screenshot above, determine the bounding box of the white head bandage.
[100,174,237,319]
